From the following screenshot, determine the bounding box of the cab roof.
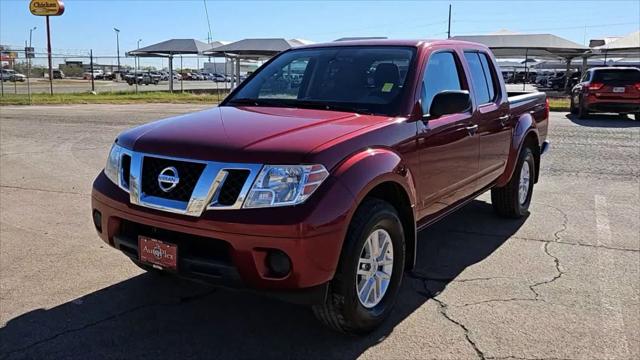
[296,38,487,50]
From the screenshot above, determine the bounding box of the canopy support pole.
[582,55,588,73]
[564,57,572,92]
[523,48,528,91]
[236,57,241,89]
[168,55,174,93]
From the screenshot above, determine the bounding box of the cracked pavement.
[1,105,638,359]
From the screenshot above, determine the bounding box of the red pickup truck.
[91,39,549,334]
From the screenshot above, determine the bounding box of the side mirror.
[427,90,471,119]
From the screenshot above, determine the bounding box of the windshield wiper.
[291,100,372,115]
[227,98,262,106]
[228,98,375,115]
[228,98,296,108]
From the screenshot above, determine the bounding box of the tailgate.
[591,69,640,100]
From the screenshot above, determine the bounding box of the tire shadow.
[0,200,527,360]
[565,113,640,128]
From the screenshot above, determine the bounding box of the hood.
[117,106,390,164]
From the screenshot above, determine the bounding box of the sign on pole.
[29,0,64,95]
[29,0,65,16]
[25,47,35,58]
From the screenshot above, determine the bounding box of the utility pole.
[114,27,121,74]
[447,4,452,39]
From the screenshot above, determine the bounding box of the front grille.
[217,170,250,206]
[141,157,205,202]
[121,154,131,190]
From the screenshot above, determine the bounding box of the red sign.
[139,236,178,270]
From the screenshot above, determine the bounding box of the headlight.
[104,143,124,186]
[243,165,329,208]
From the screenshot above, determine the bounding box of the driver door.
[415,50,479,221]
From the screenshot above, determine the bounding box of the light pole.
[27,26,37,104]
[114,27,121,74]
[29,26,37,48]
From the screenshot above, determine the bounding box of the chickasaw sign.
[29,0,65,16]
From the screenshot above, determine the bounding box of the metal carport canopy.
[202,38,305,58]
[202,38,307,89]
[451,34,589,59]
[594,31,640,57]
[126,39,221,92]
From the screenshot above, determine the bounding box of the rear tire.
[577,98,589,119]
[491,147,536,218]
[569,97,578,115]
[312,198,405,334]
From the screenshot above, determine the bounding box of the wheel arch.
[496,114,541,187]
[364,181,416,270]
[333,148,418,271]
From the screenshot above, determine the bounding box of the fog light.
[266,250,291,278]
[92,210,102,233]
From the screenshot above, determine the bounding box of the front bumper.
[91,172,356,304]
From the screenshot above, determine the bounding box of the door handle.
[498,115,510,126]
[466,124,478,136]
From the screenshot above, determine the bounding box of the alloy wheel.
[356,229,394,308]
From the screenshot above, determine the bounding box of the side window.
[581,71,590,82]
[464,52,491,104]
[258,58,310,99]
[421,52,462,114]
[478,53,497,101]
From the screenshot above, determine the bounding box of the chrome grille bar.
[118,150,262,216]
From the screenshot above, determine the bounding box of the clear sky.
[1,0,638,67]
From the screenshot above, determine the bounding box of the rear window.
[592,69,640,84]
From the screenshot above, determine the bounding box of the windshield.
[226,46,416,115]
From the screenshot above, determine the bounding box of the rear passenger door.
[463,51,511,190]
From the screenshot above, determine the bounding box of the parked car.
[545,71,566,90]
[125,72,160,85]
[91,39,549,334]
[211,73,227,82]
[83,70,104,80]
[1,69,26,82]
[52,69,65,79]
[570,67,640,120]
[535,71,553,86]
[566,71,582,91]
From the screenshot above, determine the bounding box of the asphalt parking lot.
[0,104,638,359]
[1,79,231,95]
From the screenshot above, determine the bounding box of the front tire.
[491,147,536,218]
[312,198,405,334]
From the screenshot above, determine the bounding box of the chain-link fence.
[1,46,245,100]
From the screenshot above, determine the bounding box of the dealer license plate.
[139,236,178,270]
